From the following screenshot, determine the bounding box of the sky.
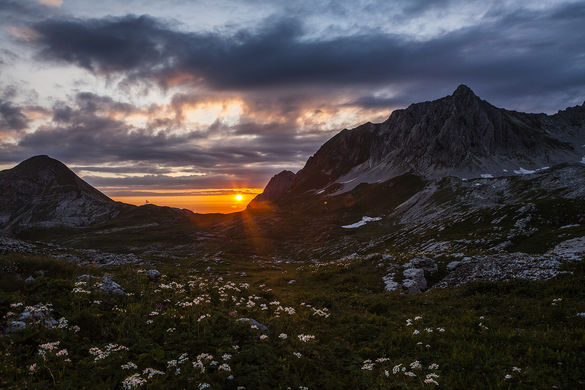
[1,0,584,213]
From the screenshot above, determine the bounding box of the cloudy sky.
[1,0,584,212]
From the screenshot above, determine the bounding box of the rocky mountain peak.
[272,85,585,197]
[0,155,128,232]
[451,84,477,99]
[248,170,295,207]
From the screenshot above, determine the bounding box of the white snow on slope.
[341,216,382,229]
[514,166,549,175]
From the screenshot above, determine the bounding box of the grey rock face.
[434,253,567,288]
[403,257,438,273]
[402,268,427,293]
[382,273,400,291]
[282,85,585,196]
[248,170,295,207]
[548,236,585,260]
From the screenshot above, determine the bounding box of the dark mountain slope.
[0,155,132,232]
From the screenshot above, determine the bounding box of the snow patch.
[480,174,494,179]
[513,166,549,175]
[341,216,382,229]
[339,177,357,184]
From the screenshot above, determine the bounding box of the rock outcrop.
[248,170,295,207]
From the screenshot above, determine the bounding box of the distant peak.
[273,170,295,179]
[28,154,51,160]
[19,155,59,165]
[452,84,476,98]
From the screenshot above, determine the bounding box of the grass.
[1,252,584,389]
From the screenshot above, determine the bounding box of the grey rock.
[403,257,438,273]
[100,275,125,295]
[25,276,35,285]
[5,320,26,333]
[491,241,512,251]
[77,274,93,282]
[402,268,427,293]
[382,273,400,291]
[446,261,461,271]
[435,253,569,288]
[19,311,31,321]
[44,318,58,328]
[146,269,161,279]
[236,318,269,332]
[548,236,585,261]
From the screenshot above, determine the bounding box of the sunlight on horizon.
[109,189,261,214]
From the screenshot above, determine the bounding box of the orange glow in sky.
[109,189,262,214]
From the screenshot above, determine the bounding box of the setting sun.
[235,194,243,201]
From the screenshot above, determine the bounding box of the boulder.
[77,274,94,282]
[446,261,461,271]
[5,320,26,333]
[236,318,269,332]
[146,269,161,279]
[402,268,427,293]
[100,275,125,295]
[25,276,35,285]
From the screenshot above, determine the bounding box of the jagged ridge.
[286,85,585,196]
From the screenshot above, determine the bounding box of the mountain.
[248,170,295,209]
[0,155,131,232]
[272,85,585,198]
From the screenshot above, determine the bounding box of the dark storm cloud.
[28,2,585,111]
[0,0,62,26]
[0,99,29,130]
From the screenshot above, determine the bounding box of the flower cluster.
[297,334,316,343]
[89,344,129,361]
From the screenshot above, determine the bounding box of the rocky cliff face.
[248,170,295,208]
[286,85,585,195]
[0,155,130,232]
